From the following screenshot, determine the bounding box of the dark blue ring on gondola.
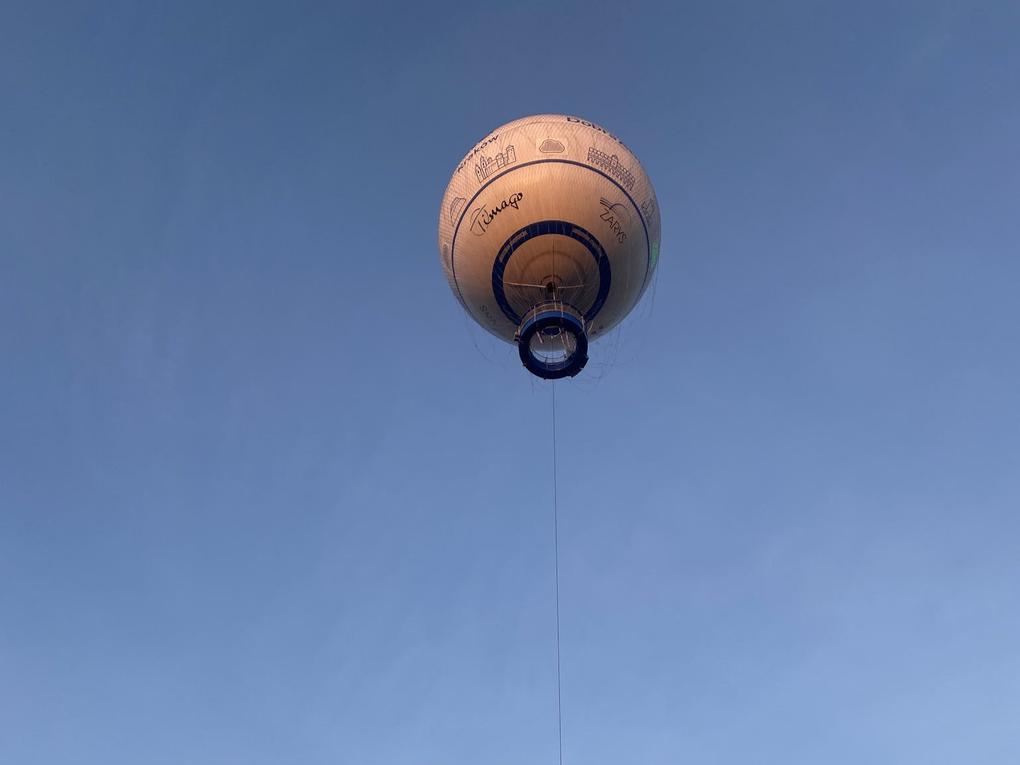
[517,306,589,380]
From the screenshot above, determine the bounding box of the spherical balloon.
[438,114,661,379]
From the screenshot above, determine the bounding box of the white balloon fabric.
[438,114,661,378]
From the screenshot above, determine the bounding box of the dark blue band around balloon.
[491,220,612,327]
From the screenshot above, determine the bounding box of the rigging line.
[504,281,587,290]
[552,382,563,765]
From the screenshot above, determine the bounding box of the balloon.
[439,114,661,379]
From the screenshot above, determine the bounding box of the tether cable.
[551,382,563,765]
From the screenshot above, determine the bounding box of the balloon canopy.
[438,114,661,379]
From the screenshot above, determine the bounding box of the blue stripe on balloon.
[449,158,652,312]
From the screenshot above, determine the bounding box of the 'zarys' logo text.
[599,197,629,244]
[470,192,524,236]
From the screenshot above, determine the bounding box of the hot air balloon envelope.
[438,114,661,379]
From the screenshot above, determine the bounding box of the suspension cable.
[552,382,563,765]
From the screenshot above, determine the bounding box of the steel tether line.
[551,382,563,765]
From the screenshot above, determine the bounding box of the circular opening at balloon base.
[517,305,589,380]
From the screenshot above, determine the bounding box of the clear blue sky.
[2,2,1019,763]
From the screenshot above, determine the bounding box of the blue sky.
[2,1,1019,763]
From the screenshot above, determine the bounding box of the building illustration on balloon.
[474,144,518,183]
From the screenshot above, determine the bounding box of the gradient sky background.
[3,2,1020,763]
